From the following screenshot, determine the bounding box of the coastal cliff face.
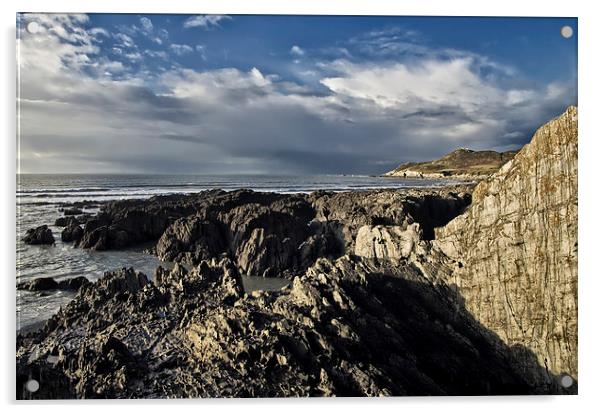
[435,106,578,387]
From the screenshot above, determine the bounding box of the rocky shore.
[17,107,578,398]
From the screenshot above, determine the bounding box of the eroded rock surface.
[354,224,420,259]
[435,106,578,388]
[17,258,546,398]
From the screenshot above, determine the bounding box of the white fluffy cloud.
[183,15,231,30]
[17,14,576,174]
[290,45,305,56]
[170,44,193,56]
[114,33,135,49]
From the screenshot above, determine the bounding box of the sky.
[17,14,577,174]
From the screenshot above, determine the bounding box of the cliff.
[384,148,517,179]
[435,106,578,389]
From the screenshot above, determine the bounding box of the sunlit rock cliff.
[435,106,578,389]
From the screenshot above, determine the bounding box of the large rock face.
[435,106,578,387]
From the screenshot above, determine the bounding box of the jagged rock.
[76,225,130,250]
[72,185,470,278]
[84,267,149,297]
[309,189,471,244]
[435,106,578,389]
[22,225,55,245]
[17,257,547,398]
[61,224,83,242]
[354,223,421,259]
[153,189,469,278]
[72,194,202,251]
[156,217,226,264]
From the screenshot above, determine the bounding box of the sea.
[16,174,452,331]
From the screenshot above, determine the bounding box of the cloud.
[139,17,153,33]
[151,28,169,45]
[124,52,143,61]
[17,14,577,174]
[114,33,135,48]
[290,45,305,56]
[321,58,501,111]
[89,27,109,38]
[170,44,193,56]
[183,14,231,29]
[144,49,168,60]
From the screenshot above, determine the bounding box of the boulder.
[17,277,58,291]
[22,225,55,245]
[17,276,90,292]
[61,224,83,243]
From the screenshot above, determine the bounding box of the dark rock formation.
[73,188,470,280]
[384,148,517,179]
[154,188,470,278]
[57,276,90,291]
[17,277,58,291]
[61,224,83,243]
[74,194,206,250]
[18,276,90,292]
[156,217,227,264]
[22,225,55,245]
